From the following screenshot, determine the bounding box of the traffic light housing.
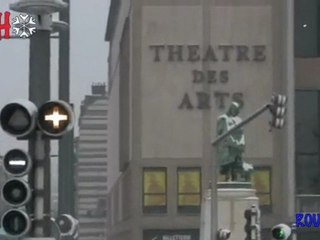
[55,214,79,238]
[0,99,75,237]
[244,205,260,240]
[217,228,231,240]
[268,94,287,129]
[37,100,74,138]
[271,224,292,240]
[0,99,38,139]
[244,209,253,240]
[3,149,32,177]
[1,150,32,237]
[1,209,31,237]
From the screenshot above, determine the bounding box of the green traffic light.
[272,228,285,239]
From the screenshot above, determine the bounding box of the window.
[295,90,320,195]
[143,168,167,213]
[251,166,272,212]
[177,168,201,213]
[295,0,320,57]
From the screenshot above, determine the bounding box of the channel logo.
[0,11,36,40]
[296,213,320,228]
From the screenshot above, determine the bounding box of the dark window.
[295,90,320,195]
[295,0,320,57]
[143,168,167,214]
[177,168,201,214]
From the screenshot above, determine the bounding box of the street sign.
[37,100,74,137]
[0,100,37,138]
[3,149,32,177]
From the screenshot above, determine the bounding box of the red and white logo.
[0,11,37,40]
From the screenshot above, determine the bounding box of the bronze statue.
[217,102,253,182]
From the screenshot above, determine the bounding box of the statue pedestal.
[217,182,259,240]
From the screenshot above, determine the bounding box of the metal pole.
[58,0,75,218]
[290,223,297,240]
[210,147,218,240]
[28,25,51,237]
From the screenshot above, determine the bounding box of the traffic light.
[217,228,231,240]
[0,100,37,238]
[3,149,32,177]
[271,224,292,240]
[244,205,260,240]
[37,100,74,138]
[1,150,33,237]
[55,214,79,238]
[268,94,287,129]
[0,99,38,138]
[0,99,75,238]
[244,209,253,240]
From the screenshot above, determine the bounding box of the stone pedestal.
[217,182,259,240]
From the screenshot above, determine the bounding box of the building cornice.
[105,0,121,41]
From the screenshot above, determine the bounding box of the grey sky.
[0,0,110,154]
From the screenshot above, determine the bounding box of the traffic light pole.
[28,19,51,237]
[212,104,270,147]
[58,0,75,218]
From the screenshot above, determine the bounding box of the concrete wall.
[140,5,273,160]
[106,0,294,239]
[107,0,132,192]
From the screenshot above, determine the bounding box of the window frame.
[251,165,272,213]
[177,167,202,214]
[143,167,167,214]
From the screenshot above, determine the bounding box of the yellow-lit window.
[177,168,201,213]
[252,166,272,211]
[143,168,167,213]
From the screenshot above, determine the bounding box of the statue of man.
[217,102,252,181]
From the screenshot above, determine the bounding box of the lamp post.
[9,0,67,237]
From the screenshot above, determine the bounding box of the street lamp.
[10,0,67,15]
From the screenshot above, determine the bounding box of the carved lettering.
[253,45,266,61]
[149,45,165,62]
[196,92,211,109]
[232,92,244,107]
[192,70,204,83]
[220,70,229,84]
[218,45,234,62]
[168,45,183,61]
[178,93,194,109]
[203,46,218,62]
[214,92,230,109]
[208,71,217,83]
[188,45,201,62]
[236,45,250,61]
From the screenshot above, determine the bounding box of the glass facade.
[295,0,320,57]
[295,90,320,196]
